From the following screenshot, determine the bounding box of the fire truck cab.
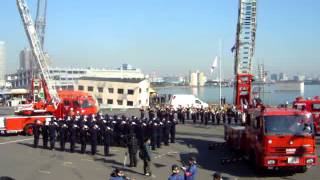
[225,107,317,172]
[293,96,320,135]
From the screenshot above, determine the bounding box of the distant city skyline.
[0,0,319,78]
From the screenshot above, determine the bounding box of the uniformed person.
[103,126,113,157]
[59,124,68,151]
[90,125,99,155]
[80,125,88,154]
[33,120,42,148]
[170,119,177,143]
[69,124,77,153]
[49,121,57,150]
[42,120,49,149]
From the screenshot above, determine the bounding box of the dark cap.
[171,164,179,170]
[189,156,196,162]
[213,172,221,178]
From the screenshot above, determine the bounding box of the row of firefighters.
[32,113,178,157]
[142,105,245,125]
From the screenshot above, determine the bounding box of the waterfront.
[155,84,320,106]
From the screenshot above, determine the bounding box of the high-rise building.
[279,73,288,81]
[270,73,278,82]
[198,72,207,86]
[0,41,5,87]
[189,71,207,87]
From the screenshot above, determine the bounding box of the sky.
[0,0,319,78]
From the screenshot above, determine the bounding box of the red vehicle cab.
[225,107,317,172]
[293,96,320,134]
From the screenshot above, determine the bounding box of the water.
[155,85,320,106]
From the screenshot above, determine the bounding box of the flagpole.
[219,39,222,107]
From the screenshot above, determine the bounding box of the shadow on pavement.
[177,131,225,139]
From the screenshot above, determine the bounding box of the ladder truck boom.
[233,0,257,108]
[16,0,60,108]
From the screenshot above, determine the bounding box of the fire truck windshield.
[312,103,320,111]
[81,100,92,108]
[264,115,313,135]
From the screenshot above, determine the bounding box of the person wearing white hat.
[90,125,99,155]
[80,125,88,154]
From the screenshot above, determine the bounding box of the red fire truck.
[293,96,320,135]
[0,0,98,135]
[225,107,317,172]
[225,0,318,173]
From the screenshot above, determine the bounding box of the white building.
[0,41,6,87]
[75,77,150,109]
[7,64,146,89]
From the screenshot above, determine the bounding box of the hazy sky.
[0,0,319,78]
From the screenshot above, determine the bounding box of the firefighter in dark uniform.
[80,125,88,154]
[42,120,49,149]
[150,121,158,150]
[69,124,77,153]
[127,133,139,167]
[59,124,68,151]
[170,119,177,143]
[90,125,99,155]
[156,120,163,148]
[33,120,42,148]
[103,126,113,157]
[163,120,171,146]
[49,121,57,150]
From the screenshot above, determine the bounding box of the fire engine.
[0,0,98,135]
[223,0,317,173]
[293,96,320,135]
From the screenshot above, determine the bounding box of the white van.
[169,94,208,110]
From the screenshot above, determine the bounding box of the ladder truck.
[224,0,317,173]
[0,0,98,135]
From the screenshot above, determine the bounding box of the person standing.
[168,164,184,180]
[69,124,77,153]
[103,126,113,157]
[59,124,68,151]
[41,121,49,149]
[90,125,99,155]
[182,157,197,180]
[80,125,88,154]
[141,139,152,176]
[49,121,57,150]
[127,134,139,167]
[33,120,42,148]
[170,119,177,143]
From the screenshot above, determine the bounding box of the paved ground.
[0,122,319,180]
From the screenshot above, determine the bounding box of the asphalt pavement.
[0,122,319,180]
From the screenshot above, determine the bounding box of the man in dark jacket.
[90,125,99,155]
[141,139,152,176]
[69,124,77,153]
[80,125,88,154]
[33,120,42,148]
[41,121,49,149]
[103,126,113,157]
[49,121,57,150]
[59,124,68,151]
[127,134,139,167]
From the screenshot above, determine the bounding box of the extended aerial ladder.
[232,0,257,108]
[17,0,60,108]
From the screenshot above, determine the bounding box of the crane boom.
[35,0,47,49]
[233,0,257,108]
[17,0,59,108]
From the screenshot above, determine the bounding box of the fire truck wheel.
[297,166,308,173]
[24,124,33,136]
